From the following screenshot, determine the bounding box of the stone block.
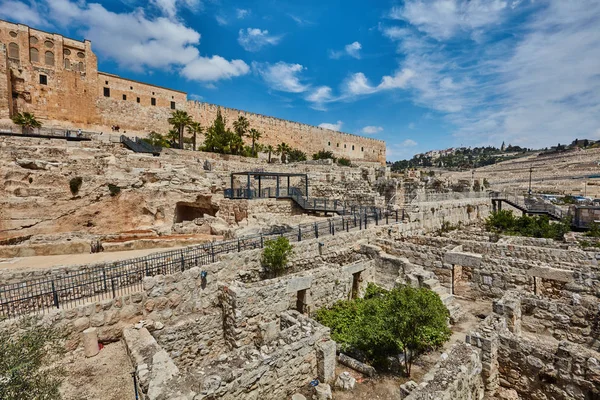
[317,340,337,384]
[313,383,332,400]
[83,327,99,358]
[287,276,312,294]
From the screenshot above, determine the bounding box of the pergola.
[228,171,309,199]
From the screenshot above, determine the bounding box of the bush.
[261,237,294,277]
[107,183,121,197]
[287,148,307,162]
[337,157,351,167]
[69,176,83,195]
[315,283,450,376]
[485,210,571,240]
[312,150,336,161]
[0,317,65,399]
[586,222,600,238]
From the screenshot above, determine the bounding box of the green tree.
[168,110,192,149]
[232,116,250,155]
[264,145,275,163]
[312,150,336,161]
[142,131,172,148]
[0,317,65,400]
[248,128,262,155]
[187,121,203,151]
[261,237,294,277]
[12,112,42,134]
[386,286,450,376]
[203,108,232,154]
[277,142,291,163]
[287,148,307,162]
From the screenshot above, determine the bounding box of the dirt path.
[0,246,185,271]
[59,341,135,400]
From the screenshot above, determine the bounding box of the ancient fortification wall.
[0,20,385,162]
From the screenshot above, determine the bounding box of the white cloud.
[392,0,508,40]
[319,121,343,131]
[6,0,250,82]
[238,28,282,52]
[330,41,362,59]
[215,15,228,25]
[288,14,313,26]
[236,8,250,19]
[401,139,418,147]
[181,56,249,82]
[382,0,600,149]
[362,126,383,134]
[345,69,414,95]
[149,0,203,19]
[189,93,204,101]
[253,62,309,93]
[408,123,415,129]
[0,0,45,26]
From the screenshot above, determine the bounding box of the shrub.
[0,317,65,399]
[312,150,336,161]
[485,210,571,240]
[107,183,121,197]
[587,222,600,238]
[337,157,351,167]
[261,237,294,277]
[315,283,450,376]
[287,148,307,162]
[69,176,83,195]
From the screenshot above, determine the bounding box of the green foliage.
[201,108,249,156]
[261,237,293,277]
[168,110,193,149]
[312,150,336,161]
[276,143,292,163]
[483,178,490,188]
[337,157,351,166]
[586,222,600,238]
[248,128,262,155]
[69,176,82,195]
[107,183,121,197]
[0,317,65,400]
[263,145,275,163]
[11,112,42,134]
[142,131,172,148]
[187,121,203,151]
[315,283,450,376]
[485,210,571,240]
[287,148,307,162]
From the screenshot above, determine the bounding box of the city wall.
[0,20,385,163]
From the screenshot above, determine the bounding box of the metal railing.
[121,135,161,154]
[490,192,565,220]
[0,209,402,319]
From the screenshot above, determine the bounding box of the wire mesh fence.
[0,208,403,319]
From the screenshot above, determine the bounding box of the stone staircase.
[402,263,462,323]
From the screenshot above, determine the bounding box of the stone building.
[0,19,386,163]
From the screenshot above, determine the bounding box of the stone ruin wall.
[0,20,385,163]
[467,292,600,400]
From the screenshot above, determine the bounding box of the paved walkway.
[0,246,185,271]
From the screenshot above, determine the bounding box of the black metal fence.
[0,209,403,319]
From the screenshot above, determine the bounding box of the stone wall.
[187,101,386,163]
[0,44,10,119]
[403,343,484,400]
[218,260,373,348]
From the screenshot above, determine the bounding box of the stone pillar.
[466,331,499,394]
[83,327,99,358]
[316,340,336,384]
[493,293,522,335]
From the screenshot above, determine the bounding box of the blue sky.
[2,0,600,161]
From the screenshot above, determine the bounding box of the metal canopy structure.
[227,171,308,200]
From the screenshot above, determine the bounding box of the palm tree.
[277,142,291,163]
[168,110,192,149]
[264,145,275,163]
[12,112,42,134]
[187,121,203,151]
[232,116,249,155]
[248,128,262,155]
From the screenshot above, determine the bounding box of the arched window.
[29,36,38,45]
[77,51,85,59]
[64,58,70,70]
[44,40,53,48]
[29,47,39,62]
[63,48,71,56]
[8,42,19,59]
[44,51,54,66]
[78,62,84,72]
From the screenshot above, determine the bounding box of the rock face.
[0,136,387,254]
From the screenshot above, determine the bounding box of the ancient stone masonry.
[0,20,385,163]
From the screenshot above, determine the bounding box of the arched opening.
[29,47,39,63]
[8,42,19,59]
[64,58,70,70]
[78,62,84,72]
[174,198,219,223]
[44,50,54,66]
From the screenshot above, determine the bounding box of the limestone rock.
[313,383,332,400]
[334,372,356,391]
[292,395,307,400]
